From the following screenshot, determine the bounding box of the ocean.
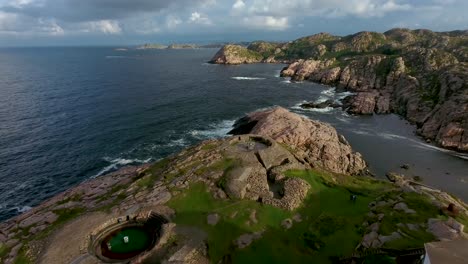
[0,47,467,221]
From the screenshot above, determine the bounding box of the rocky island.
[1,107,467,264]
[210,29,468,153]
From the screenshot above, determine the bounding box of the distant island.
[135,42,252,50]
[210,28,468,153]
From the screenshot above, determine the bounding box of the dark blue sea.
[0,47,467,221]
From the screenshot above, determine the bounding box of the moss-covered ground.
[167,169,447,263]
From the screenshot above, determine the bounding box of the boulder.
[427,218,466,241]
[207,214,219,226]
[235,231,263,249]
[300,99,341,109]
[229,107,368,175]
[281,218,293,229]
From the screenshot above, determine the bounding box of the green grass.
[32,207,86,241]
[13,254,30,264]
[371,192,439,249]
[0,243,9,259]
[167,183,290,262]
[137,175,154,189]
[147,158,170,176]
[420,74,441,106]
[201,143,217,151]
[167,169,403,263]
[56,193,83,205]
[13,245,32,264]
[53,208,86,225]
[375,57,395,79]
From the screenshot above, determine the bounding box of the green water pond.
[108,227,151,253]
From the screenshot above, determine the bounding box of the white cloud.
[83,20,121,34]
[233,0,246,10]
[0,0,466,44]
[0,11,17,31]
[246,0,413,18]
[38,18,64,35]
[243,15,289,30]
[188,11,211,24]
[166,15,182,29]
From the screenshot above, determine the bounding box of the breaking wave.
[92,157,152,178]
[231,77,266,80]
[188,119,236,139]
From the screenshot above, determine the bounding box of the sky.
[0,0,466,46]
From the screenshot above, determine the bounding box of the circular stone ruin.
[89,212,168,263]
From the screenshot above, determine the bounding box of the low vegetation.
[166,168,449,263]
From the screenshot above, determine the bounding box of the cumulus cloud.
[245,0,413,18]
[82,20,121,34]
[189,11,211,25]
[0,0,466,45]
[166,15,182,29]
[243,16,289,30]
[233,0,246,10]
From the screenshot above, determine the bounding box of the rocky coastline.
[210,28,468,153]
[1,107,467,263]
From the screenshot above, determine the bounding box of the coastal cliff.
[209,44,264,64]
[1,108,467,264]
[210,29,468,152]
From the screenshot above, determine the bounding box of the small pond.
[100,226,153,260]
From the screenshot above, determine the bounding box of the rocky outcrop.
[427,218,466,241]
[300,99,341,109]
[210,29,467,152]
[279,49,467,152]
[229,107,369,175]
[280,59,336,81]
[209,44,263,64]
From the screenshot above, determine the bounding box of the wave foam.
[377,133,408,140]
[14,206,32,213]
[290,102,334,113]
[349,129,372,136]
[321,87,336,96]
[231,77,266,80]
[336,91,355,100]
[93,157,152,178]
[148,138,189,150]
[189,119,235,139]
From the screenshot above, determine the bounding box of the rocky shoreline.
[210,28,468,153]
[1,107,467,263]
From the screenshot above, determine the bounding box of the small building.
[423,240,468,264]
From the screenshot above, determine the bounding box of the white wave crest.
[349,129,372,136]
[454,153,468,160]
[149,138,189,150]
[336,91,355,100]
[315,96,330,103]
[321,87,336,96]
[412,142,468,160]
[231,77,266,80]
[302,107,335,113]
[189,119,235,139]
[14,206,32,213]
[93,157,152,178]
[290,103,334,113]
[377,133,408,140]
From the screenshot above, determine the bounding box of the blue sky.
[0,0,466,46]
